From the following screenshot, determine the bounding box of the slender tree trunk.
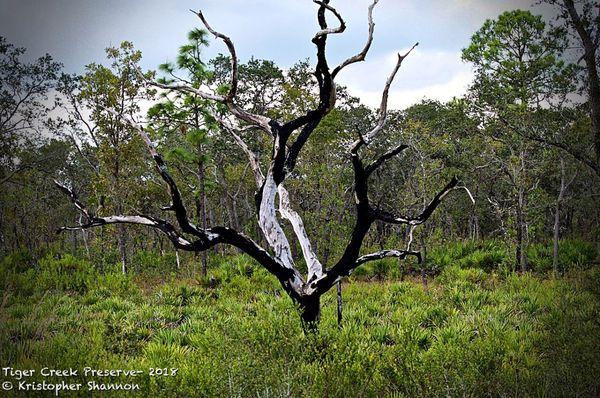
[80,215,90,258]
[516,148,529,273]
[71,214,79,255]
[0,204,6,258]
[198,159,208,276]
[419,227,428,291]
[113,147,127,274]
[469,188,480,241]
[336,280,343,327]
[553,158,572,276]
[553,201,561,276]
[516,189,527,272]
[322,226,332,267]
[224,193,235,229]
[118,223,127,274]
[231,198,240,231]
[117,199,127,274]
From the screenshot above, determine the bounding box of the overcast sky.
[1,0,555,110]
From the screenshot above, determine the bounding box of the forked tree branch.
[56,109,305,300]
[191,10,238,101]
[332,0,379,78]
[54,180,208,251]
[373,177,460,225]
[365,144,409,174]
[219,114,324,282]
[364,43,418,144]
[313,0,346,39]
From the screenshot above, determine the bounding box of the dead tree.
[56,0,464,329]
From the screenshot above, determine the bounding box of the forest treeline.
[1,5,599,278]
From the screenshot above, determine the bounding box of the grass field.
[1,249,600,397]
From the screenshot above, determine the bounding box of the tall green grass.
[1,246,599,397]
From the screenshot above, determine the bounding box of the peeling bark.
[278,185,323,282]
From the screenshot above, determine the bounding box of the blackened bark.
[300,295,321,332]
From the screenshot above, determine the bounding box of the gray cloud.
[1,0,557,109]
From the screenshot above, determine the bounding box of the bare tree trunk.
[231,198,240,231]
[553,158,575,276]
[469,188,480,241]
[516,188,527,272]
[553,199,561,276]
[198,161,208,276]
[80,215,90,258]
[118,224,127,274]
[419,227,428,291]
[516,147,529,273]
[117,195,127,274]
[336,280,343,327]
[71,214,79,255]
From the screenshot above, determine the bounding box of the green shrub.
[131,250,179,274]
[428,240,507,272]
[353,259,395,279]
[90,264,139,298]
[527,239,597,273]
[459,249,506,271]
[36,253,95,293]
[559,239,597,269]
[0,247,35,273]
[527,242,553,272]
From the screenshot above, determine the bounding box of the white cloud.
[336,49,474,109]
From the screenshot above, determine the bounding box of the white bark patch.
[258,174,296,271]
[103,215,158,226]
[278,185,323,282]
